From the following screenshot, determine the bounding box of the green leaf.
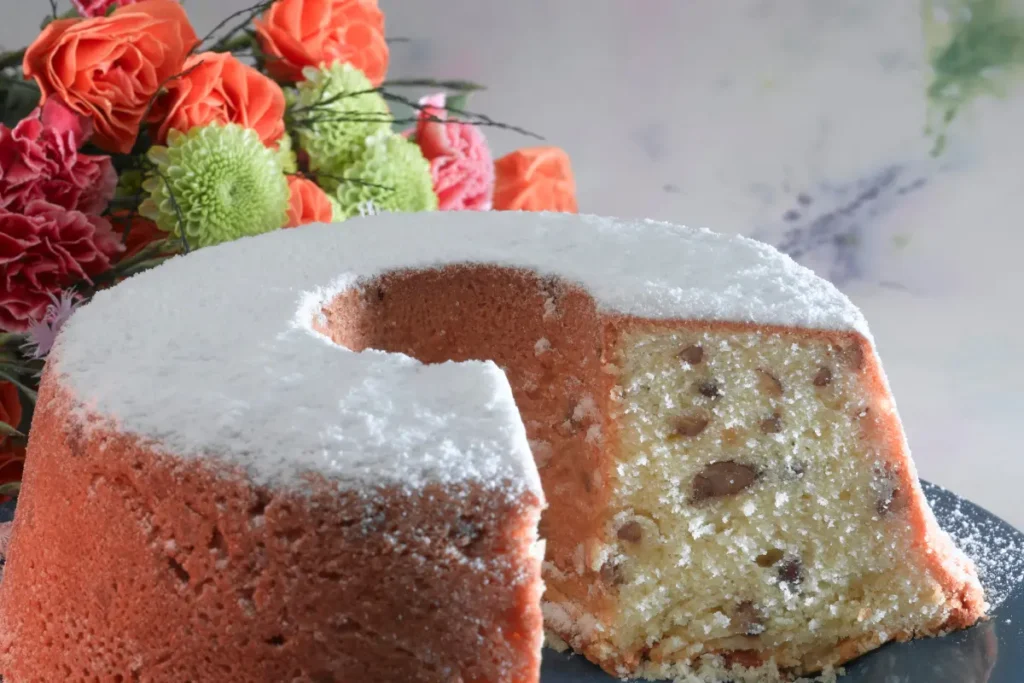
[0,362,27,376]
[0,78,41,129]
[0,333,27,348]
[87,240,179,289]
[114,255,178,280]
[0,370,37,404]
[0,482,21,497]
[446,92,470,113]
[0,422,23,439]
[40,8,79,30]
[383,79,486,93]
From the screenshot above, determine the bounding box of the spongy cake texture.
[575,324,984,679]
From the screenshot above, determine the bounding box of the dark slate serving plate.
[542,481,1024,683]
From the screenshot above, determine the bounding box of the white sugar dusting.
[926,484,1024,610]
[55,211,866,492]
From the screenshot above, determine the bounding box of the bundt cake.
[0,211,984,682]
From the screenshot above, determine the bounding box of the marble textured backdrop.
[1,0,1021,528]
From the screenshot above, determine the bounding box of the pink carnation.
[0,201,122,332]
[413,93,494,211]
[0,521,11,574]
[0,99,116,215]
[23,290,83,360]
[71,0,147,18]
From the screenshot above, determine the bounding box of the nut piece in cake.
[691,461,760,503]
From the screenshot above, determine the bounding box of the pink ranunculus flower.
[0,99,116,215]
[413,93,494,211]
[71,0,147,18]
[0,201,122,332]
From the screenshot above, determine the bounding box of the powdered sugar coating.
[54,211,867,491]
[924,482,1024,611]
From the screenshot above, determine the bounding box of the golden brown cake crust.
[1,262,985,682]
[0,380,543,682]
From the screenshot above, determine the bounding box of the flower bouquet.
[0,0,579,513]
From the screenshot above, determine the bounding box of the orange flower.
[493,147,578,213]
[286,176,335,227]
[154,52,286,147]
[23,0,198,154]
[0,382,21,448]
[254,0,388,85]
[110,212,171,261]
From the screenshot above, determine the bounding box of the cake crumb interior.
[604,327,950,674]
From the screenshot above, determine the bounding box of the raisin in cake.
[0,211,984,682]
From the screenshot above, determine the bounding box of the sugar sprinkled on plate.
[924,481,1024,610]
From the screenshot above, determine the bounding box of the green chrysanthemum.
[274,133,298,175]
[140,124,290,249]
[294,63,392,175]
[322,131,438,220]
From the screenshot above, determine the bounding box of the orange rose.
[23,0,198,154]
[254,0,388,85]
[154,52,286,147]
[0,382,21,448]
[286,176,335,227]
[493,147,578,213]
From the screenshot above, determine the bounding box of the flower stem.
[0,334,26,350]
[215,33,254,54]
[0,48,26,71]
[107,196,141,212]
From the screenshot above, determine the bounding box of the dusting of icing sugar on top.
[289,212,867,334]
[53,211,868,492]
